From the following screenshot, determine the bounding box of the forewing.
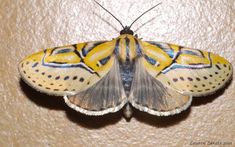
[141,41,233,96]
[129,58,192,116]
[19,41,116,96]
[64,57,127,115]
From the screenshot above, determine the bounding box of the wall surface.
[0,0,234,146]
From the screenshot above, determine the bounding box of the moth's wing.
[64,57,127,115]
[129,58,192,116]
[19,41,117,96]
[141,41,233,97]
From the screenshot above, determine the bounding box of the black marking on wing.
[53,48,73,54]
[81,43,88,57]
[42,44,100,77]
[160,52,213,74]
[43,62,90,69]
[147,42,175,58]
[50,47,59,56]
[43,62,101,77]
[144,55,157,65]
[196,49,205,58]
[74,46,84,62]
[188,63,206,65]
[181,49,204,58]
[76,43,101,77]
[159,46,182,73]
[50,61,68,64]
[32,62,39,68]
[86,41,106,55]
[73,43,101,77]
[155,46,182,77]
[172,46,183,62]
[50,46,75,56]
[99,56,111,65]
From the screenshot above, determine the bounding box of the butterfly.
[19,1,232,118]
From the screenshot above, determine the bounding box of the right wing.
[140,41,232,97]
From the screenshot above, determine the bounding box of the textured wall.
[0,0,234,146]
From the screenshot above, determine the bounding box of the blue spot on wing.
[99,56,111,65]
[147,42,174,58]
[157,44,174,58]
[181,49,204,57]
[144,55,157,65]
[55,49,72,54]
[164,49,174,58]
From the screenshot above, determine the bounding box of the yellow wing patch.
[19,41,116,96]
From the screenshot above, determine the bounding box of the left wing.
[140,41,232,97]
[19,41,116,96]
[19,40,128,115]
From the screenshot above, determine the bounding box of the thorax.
[114,34,142,63]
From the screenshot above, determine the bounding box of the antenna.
[94,0,125,29]
[129,2,162,28]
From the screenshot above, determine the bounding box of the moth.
[19,2,232,118]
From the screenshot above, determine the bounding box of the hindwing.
[64,57,127,115]
[129,58,192,116]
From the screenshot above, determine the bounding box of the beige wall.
[0,0,234,146]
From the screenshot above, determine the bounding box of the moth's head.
[120,26,134,35]
[18,46,83,96]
